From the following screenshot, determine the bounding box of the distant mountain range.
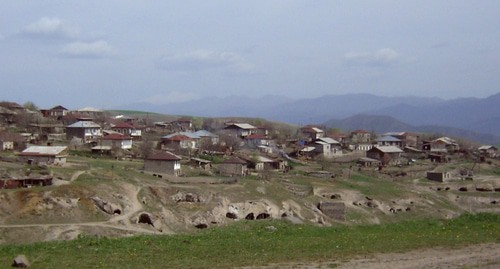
[115,92,500,144]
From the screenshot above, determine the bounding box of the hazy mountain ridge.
[323,114,500,145]
[115,92,499,142]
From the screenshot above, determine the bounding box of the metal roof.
[317,137,340,144]
[67,121,101,128]
[376,135,401,142]
[193,130,218,137]
[370,146,403,153]
[21,146,67,156]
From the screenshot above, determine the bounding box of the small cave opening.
[226,212,237,219]
[256,212,270,220]
[195,223,208,229]
[113,209,122,215]
[138,213,154,226]
[245,213,255,220]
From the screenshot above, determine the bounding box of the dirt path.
[0,183,164,236]
[242,243,500,269]
[336,243,500,269]
[70,170,86,182]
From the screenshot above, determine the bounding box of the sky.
[1,1,499,109]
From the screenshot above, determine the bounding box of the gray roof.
[162,132,200,139]
[21,146,67,156]
[376,135,401,142]
[317,137,340,144]
[193,130,218,137]
[371,146,403,153]
[225,123,256,130]
[67,121,101,128]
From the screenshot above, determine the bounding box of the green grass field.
[1,213,498,268]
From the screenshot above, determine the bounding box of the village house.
[478,145,497,158]
[218,156,248,176]
[300,125,325,141]
[100,133,133,150]
[429,137,460,153]
[0,132,24,151]
[426,171,452,182]
[376,135,403,148]
[0,176,53,189]
[353,143,373,152]
[313,137,342,158]
[111,121,142,140]
[41,105,69,119]
[350,129,371,143]
[144,151,181,176]
[73,107,104,118]
[366,146,403,165]
[66,120,102,143]
[240,154,287,171]
[18,146,68,165]
[357,157,382,167]
[193,130,219,145]
[223,123,257,138]
[383,132,418,148]
[330,132,348,146]
[171,117,193,131]
[161,132,200,150]
[244,133,271,148]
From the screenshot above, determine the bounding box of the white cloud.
[60,40,115,58]
[142,91,199,104]
[21,17,78,40]
[157,49,254,72]
[343,48,400,67]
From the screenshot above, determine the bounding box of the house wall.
[19,155,66,165]
[1,141,14,150]
[427,172,451,182]
[102,139,133,149]
[219,163,247,176]
[144,159,180,176]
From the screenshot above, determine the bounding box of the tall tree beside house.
[23,101,39,111]
[137,135,154,159]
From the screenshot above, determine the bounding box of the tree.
[23,101,39,111]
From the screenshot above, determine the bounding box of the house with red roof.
[111,121,142,140]
[100,133,133,149]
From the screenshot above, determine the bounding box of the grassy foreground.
[1,213,499,268]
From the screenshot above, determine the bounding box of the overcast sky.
[1,1,499,109]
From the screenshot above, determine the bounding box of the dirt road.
[242,243,500,269]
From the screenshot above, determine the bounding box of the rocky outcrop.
[90,196,122,215]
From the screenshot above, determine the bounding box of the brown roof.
[245,133,268,140]
[222,157,247,165]
[147,151,181,161]
[112,121,134,129]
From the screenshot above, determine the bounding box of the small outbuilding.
[144,151,182,176]
[218,157,248,176]
[18,146,68,165]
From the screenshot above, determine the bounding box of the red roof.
[102,133,131,140]
[245,133,268,140]
[112,121,134,129]
[147,151,181,161]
